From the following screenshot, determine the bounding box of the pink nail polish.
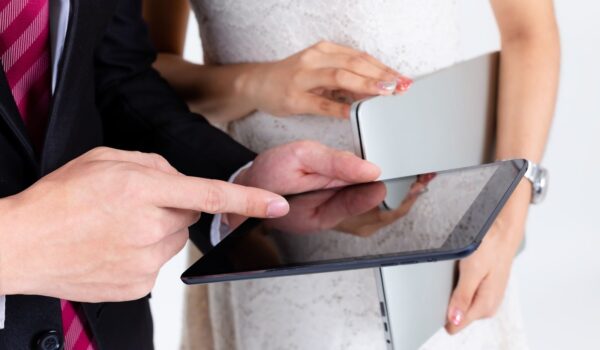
[396,78,412,92]
[450,309,463,326]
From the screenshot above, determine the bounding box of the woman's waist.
[227,111,356,153]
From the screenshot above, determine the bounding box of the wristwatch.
[524,160,549,204]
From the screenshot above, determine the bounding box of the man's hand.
[235,140,381,195]
[220,140,380,231]
[269,175,432,237]
[0,147,288,302]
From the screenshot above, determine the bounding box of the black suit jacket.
[0,0,254,349]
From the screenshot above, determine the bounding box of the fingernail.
[450,309,463,326]
[362,161,381,179]
[377,80,397,93]
[396,78,413,92]
[266,198,289,218]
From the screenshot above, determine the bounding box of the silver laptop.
[375,261,457,349]
[350,52,498,181]
[351,52,499,349]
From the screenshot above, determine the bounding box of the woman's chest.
[192,0,460,75]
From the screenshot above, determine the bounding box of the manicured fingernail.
[450,309,463,326]
[377,80,397,93]
[396,78,413,92]
[266,199,289,218]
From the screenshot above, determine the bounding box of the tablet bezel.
[181,159,527,285]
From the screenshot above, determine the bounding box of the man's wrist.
[227,162,254,228]
[0,193,40,296]
[0,196,19,295]
[211,162,254,246]
[231,162,254,187]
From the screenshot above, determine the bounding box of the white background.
[150,1,600,349]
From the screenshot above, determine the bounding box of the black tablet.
[182,159,527,285]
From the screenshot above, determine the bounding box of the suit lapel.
[40,0,80,172]
[0,64,38,166]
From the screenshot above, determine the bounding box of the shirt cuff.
[210,161,253,246]
[0,295,5,329]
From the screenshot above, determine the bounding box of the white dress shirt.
[0,0,70,329]
[209,161,253,246]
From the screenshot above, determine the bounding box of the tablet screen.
[183,160,525,283]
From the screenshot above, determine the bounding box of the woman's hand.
[443,0,559,336]
[445,181,531,334]
[239,40,412,119]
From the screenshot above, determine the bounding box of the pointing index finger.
[147,171,290,218]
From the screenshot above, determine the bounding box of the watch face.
[532,168,548,204]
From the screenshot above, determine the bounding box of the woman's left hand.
[445,181,530,334]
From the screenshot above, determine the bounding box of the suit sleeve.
[93,0,255,251]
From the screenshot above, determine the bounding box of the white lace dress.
[182,1,528,349]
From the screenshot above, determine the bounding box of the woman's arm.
[142,0,258,121]
[488,0,560,246]
[494,0,560,163]
[446,0,559,333]
[142,0,412,123]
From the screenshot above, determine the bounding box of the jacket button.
[35,330,63,350]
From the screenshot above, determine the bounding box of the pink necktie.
[0,1,95,349]
[61,300,96,350]
[0,0,50,150]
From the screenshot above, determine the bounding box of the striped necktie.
[0,0,50,150]
[0,1,95,349]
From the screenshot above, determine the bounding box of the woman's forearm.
[153,54,261,123]
[144,0,259,122]
[493,29,560,245]
[495,36,560,163]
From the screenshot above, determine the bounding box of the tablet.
[350,52,499,180]
[181,159,526,285]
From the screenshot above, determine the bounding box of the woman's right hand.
[239,40,412,119]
